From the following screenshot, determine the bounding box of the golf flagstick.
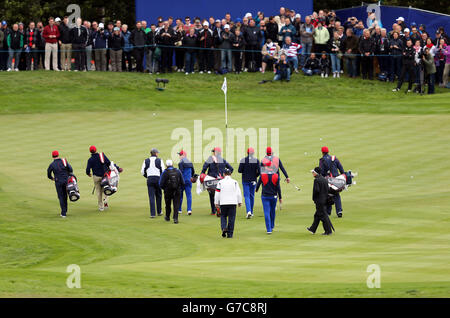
[222,77,227,128]
[222,77,228,150]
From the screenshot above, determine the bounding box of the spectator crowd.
[0,7,449,92]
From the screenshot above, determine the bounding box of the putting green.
[0,72,449,297]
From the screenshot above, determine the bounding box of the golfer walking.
[141,148,165,218]
[86,145,122,212]
[307,167,334,235]
[47,150,73,217]
[319,146,344,217]
[238,147,260,218]
[201,147,234,215]
[178,150,195,215]
[159,160,184,224]
[214,168,242,238]
[256,156,282,234]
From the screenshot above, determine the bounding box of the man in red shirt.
[42,17,60,71]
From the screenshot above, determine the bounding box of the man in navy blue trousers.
[47,150,73,217]
[319,146,345,217]
[141,148,165,218]
[238,147,260,219]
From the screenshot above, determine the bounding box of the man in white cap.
[396,17,405,31]
[198,21,214,73]
[159,159,184,224]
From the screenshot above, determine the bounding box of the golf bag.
[101,161,120,196]
[66,174,80,202]
[196,173,222,195]
[326,171,357,205]
[378,71,388,82]
[326,171,356,194]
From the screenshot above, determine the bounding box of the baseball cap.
[404,28,410,33]
[98,23,104,28]
[410,22,417,26]
[178,150,186,156]
[311,167,321,174]
[215,19,221,23]
[224,24,230,29]
[55,17,61,22]
[212,147,222,153]
[295,14,301,18]
[396,17,404,21]
[244,13,252,18]
[52,150,59,158]
[247,147,255,154]
[89,145,97,153]
[321,146,329,153]
[203,21,209,27]
[151,148,159,154]
[166,159,173,166]
[266,147,272,155]
[1,21,7,26]
[235,18,242,23]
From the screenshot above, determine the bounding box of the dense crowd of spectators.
[0,7,449,92]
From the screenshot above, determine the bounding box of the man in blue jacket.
[201,147,233,215]
[86,145,122,212]
[178,150,195,215]
[319,146,344,217]
[238,147,260,218]
[47,150,73,218]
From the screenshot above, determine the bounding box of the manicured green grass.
[0,72,449,297]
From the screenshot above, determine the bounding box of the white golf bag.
[66,174,80,202]
[101,161,120,196]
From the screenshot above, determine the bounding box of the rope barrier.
[0,43,405,57]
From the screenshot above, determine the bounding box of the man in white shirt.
[214,168,242,238]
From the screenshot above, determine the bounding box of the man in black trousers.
[307,167,334,235]
[47,150,73,218]
[159,159,184,224]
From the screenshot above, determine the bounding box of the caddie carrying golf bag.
[67,174,80,202]
[101,161,120,196]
